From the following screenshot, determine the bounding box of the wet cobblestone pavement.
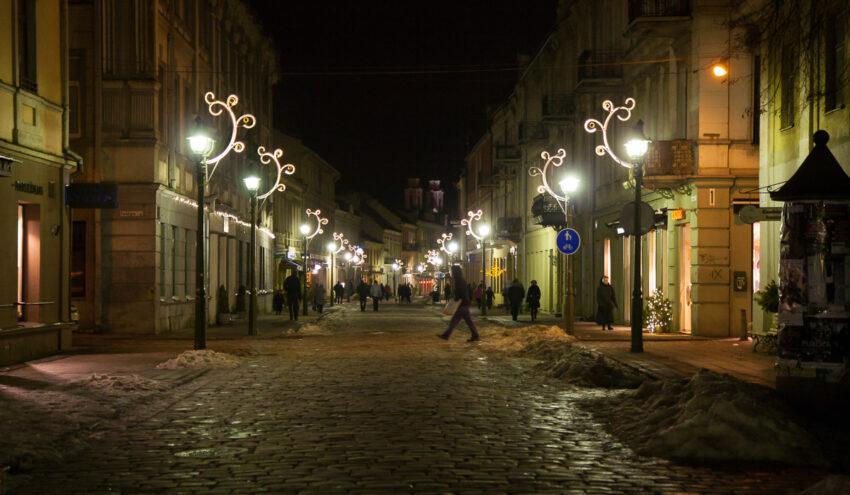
[18,304,824,494]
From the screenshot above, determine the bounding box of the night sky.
[246,0,558,209]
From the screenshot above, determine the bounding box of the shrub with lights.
[645,288,673,333]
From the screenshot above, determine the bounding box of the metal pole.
[302,237,309,316]
[565,198,574,335]
[481,241,487,316]
[329,254,334,307]
[248,194,257,336]
[631,164,644,353]
[194,159,207,350]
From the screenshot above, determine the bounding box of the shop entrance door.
[679,223,692,333]
[17,203,41,322]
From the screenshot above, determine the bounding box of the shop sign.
[733,271,747,292]
[15,181,43,195]
[66,183,117,208]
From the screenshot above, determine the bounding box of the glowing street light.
[243,175,261,336]
[189,91,255,351]
[463,209,490,315]
[585,98,650,353]
[300,209,328,316]
[712,63,728,78]
[326,233,348,307]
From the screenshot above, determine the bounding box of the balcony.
[576,50,623,86]
[542,94,575,121]
[518,121,548,143]
[530,194,566,229]
[627,0,690,37]
[497,216,522,241]
[644,139,694,177]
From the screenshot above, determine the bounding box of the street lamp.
[462,210,490,315]
[300,209,327,316]
[189,92,255,351]
[243,175,260,336]
[585,98,650,353]
[327,233,348,306]
[392,259,402,300]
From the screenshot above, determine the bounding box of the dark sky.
[246,0,558,209]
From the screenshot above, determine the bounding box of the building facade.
[0,0,77,363]
[68,0,278,333]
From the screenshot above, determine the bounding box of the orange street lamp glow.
[712,64,728,77]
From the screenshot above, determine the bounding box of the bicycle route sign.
[556,228,580,255]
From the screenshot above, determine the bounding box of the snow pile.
[71,374,169,395]
[799,475,850,495]
[531,346,645,389]
[155,349,241,369]
[585,369,827,466]
[481,324,575,353]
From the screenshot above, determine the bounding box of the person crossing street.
[370,279,383,311]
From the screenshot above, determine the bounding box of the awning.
[279,259,305,271]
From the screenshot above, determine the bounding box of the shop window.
[71,221,86,297]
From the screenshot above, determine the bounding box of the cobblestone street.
[16,303,824,494]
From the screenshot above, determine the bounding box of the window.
[18,0,37,92]
[780,44,796,128]
[259,247,265,290]
[71,221,86,297]
[603,238,611,281]
[160,223,167,298]
[69,82,81,137]
[185,228,192,297]
[825,16,846,111]
[171,225,178,298]
[648,230,657,294]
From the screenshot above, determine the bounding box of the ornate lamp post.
[392,260,401,300]
[462,210,490,315]
[300,209,327,316]
[246,146,296,336]
[188,92,255,350]
[585,98,650,353]
[327,233,348,307]
[529,149,580,334]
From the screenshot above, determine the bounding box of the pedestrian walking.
[272,290,284,315]
[507,279,525,321]
[474,284,483,310]
[437,265,479,342]
[444,282,451,302]
[383,284,391,301]
[333,282,344,304]
[356,279,370,312]
[313,284,326,313]
[485,286,494,309]
[596,275,617,330]
[370,280,383,311]
[526,280,541,322]
[283,272,301,321]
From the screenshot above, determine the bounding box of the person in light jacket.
[370,280,383,311]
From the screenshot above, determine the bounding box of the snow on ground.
[155,349,241,369]
[582,369,828,466]
[68,373,170,395]
[480,324,575,353]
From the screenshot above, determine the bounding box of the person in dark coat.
[333,282,344,304]
[272,290,284,315]
[507,279,525,321]
[437,265,479,342]
[356,279,370,312]
[283,272,302,321]
[485,287,494,309]
[526,280,541,322]
[596,275,617,330]
[444,282,451,302]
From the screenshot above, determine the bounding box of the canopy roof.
[770,130,850,201]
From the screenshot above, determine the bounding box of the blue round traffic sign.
[556,228,581,255]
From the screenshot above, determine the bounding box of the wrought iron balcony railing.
[628,0,690,23]
[644,139,694,176]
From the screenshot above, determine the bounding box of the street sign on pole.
[738,205,782,224]
[619,201,654,235]
[556,228,581,255]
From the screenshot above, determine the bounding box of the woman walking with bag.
[437,266,479,342]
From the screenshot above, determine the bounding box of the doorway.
[17,203,41,322]
[679,223,692,333]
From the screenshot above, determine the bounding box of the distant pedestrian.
[313,284,326,313]
[444,282,451,302]
[526,280,541,322]
[485,286,494,309]
[370,280,383,311]
[437,265,479,342]
[383,284,391,301]
[272,290,284,315]
[474,284,483,310]
[596,275,617,330]
[333,282,344,304]
[356,280,370,312]
[283,272,302,321]
[507,279,525,321]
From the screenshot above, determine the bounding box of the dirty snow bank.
[482,325,645,389]
[584,369,827,466]
[68,373,169,395]
[156,349,241,369]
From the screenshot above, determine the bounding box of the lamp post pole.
[302,235,309,316]
[327,233,348,307]
[585,98,649,353]
[565,196,574,334]
[300,210,327,315]
[248,192,257,336]
[462,211,488,316]
[194,157,207,349]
